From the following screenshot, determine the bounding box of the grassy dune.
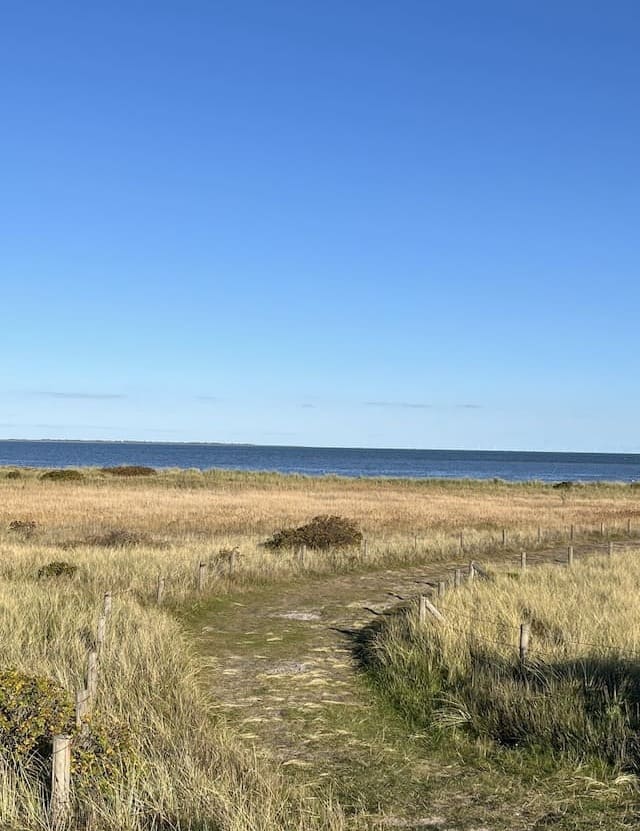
[1,467,639,603]
[363,549,640,784]
[0,576,344,831]
[2,468,640,829]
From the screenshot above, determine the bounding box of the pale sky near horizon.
[1,2,639,452]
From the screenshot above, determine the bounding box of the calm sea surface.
[1,441,639,483]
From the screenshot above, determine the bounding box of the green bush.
[5,470,21,480]
[40,469,83,482]
[37,561,78,579]
[0,669,73,761]
[85,529,151,547]
[100,465,157,477]
[8,519,36,535]
[263,514,362,551]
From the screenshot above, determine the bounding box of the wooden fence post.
[103,592,112,618]
[519,623,530,664]
[600,521,605,537]
[628,518,632,535]
[567,546,574,568]
[570,524,574,541]
[75,688,90,732]
[438,580,446,598]
[197,561,206,592]
[502,528,507,548]
[156,575,165,605]
[608,541,613,557]
[299,544,306,567]
[418,595,427,625]
[51,734,71,827]
[96,615,106,655]
[468,562,475,582]
[520,551,527,572]
[459,532,464,552]
[537,525,542,544]
[86,650,98,703]
[362,538,369,559]
[454,568,462,588]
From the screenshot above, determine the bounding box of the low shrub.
[8,520,36,535]
[84,528,152,548]
[5,470,21,480]
[263,514,362,551]
[37,561,78,579]
[40,469,83,482]
[100,465,157,477]
[0,669,73,762]
[553,481,574,489]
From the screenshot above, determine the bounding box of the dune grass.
[0,576,344,830]
[2,468,640,828]
[1,467,639,605]
[363,548,640,771]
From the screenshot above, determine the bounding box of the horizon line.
[1,437,640,457]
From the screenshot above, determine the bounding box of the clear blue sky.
[1,1,639,451]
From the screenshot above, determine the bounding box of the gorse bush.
[100,466,157,477]
[8,520,37,536]
[263,514,362,551]
[37,561,78,579]
[41,469,83,482]
[0,669,73,762]
[83,529,155,548]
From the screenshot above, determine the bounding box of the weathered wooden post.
[628,518,632,535]
[156,575,165,604]
[51,734,71,827]
[459,532,464,552]
[418,595,427,625]
[454,568,462,588]
[86,649,98,703]
[75,688,90,732]
[600,521,605,537]
[197,561,206,592]
[468,561,476,582]
[520,550,527,572]
[96,614,106,655]
[567,546,574,568]
[537,525,542,544]
[519,622,530,664]
[413,533,418,552]
[362,538,369,559]
[502,528,507,547]
[228,551,236,577]
[299,544,307,567]
[608,540,613,557]
[103,591,112,618]
[438,580,446,598]
[570,524,575,541]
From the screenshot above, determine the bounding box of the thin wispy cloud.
[28,391,126,400]
[365,401,482,410]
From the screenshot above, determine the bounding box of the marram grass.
[0,577,344,830]
[364,549,640,771]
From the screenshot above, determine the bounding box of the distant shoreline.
[1,438,640,456]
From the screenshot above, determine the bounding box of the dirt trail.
[187,540,632,830]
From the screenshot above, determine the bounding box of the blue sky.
[1,1,639,451]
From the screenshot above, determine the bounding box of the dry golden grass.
[1,468,639,603]
[2,467,640,828]
[366,548,640,771]
[0,574,345,830]
[3,468,639,538]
